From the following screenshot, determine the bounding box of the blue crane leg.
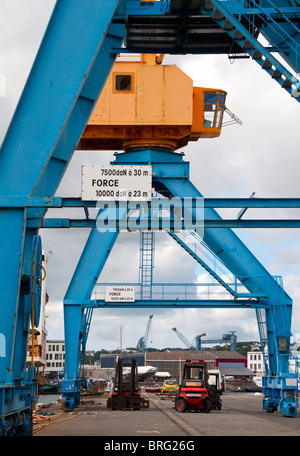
[62,304,85,411]
[62,211,119,410]
[0,0,123,431]
[65,224,120,304]
[32,21,124,198]
[0,0,122,195]
[12,229,36,382]
[158,175,295,414]
[0,210,26,386]
[160,179,291,322]
[159,177,289,292]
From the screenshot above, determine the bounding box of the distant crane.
[172,328,237,351]
[171,327,205,351]
[137,314,154,352]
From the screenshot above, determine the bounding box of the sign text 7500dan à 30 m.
[81,164,152,201]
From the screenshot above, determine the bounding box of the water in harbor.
[37,393,61,405]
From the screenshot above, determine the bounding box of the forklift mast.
[114,358,139,396]
[107,358,149,411]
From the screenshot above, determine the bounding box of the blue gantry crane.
[1,0,300,434]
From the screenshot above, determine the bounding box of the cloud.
[0,0,56,143]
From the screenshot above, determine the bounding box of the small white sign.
[105,286,135,302]
[285,378,298,387]
[81,165,152,201]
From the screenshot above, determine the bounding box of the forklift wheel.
[175,398,187,413]
[200,399,212,413]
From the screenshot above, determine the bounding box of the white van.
[208,369,225,394]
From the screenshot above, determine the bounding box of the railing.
[92,277,269,301]
[177,229,236,286]
[155,196,237,290]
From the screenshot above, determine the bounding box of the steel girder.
[121,0,300,99]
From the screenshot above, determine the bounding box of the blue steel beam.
[65,298,264,308]
[201,0,299,96]
[25,218,300,229]
[0,0,124,348]
[3,196,300,208]
[3,196,300,209]
[31,23,124,200]
[92,282,267,299]
[200,0,300,98]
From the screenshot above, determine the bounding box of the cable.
[38,263,47,282]
[33,411,81,435]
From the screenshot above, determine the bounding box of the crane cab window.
[116,75,131,90]
[204,91,226,129]
[113,73,134,93]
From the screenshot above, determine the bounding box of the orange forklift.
[175,361,222,413]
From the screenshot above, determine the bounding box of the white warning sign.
[81,165,152,201]
[105,286,135,302]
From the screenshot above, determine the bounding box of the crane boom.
[172,328,237,351]
[172,327,194,350]
[137,314,154,352]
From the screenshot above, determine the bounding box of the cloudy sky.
[1,0,300,351]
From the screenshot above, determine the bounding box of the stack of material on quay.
[225,378,262,392]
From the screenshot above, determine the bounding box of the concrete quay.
[32,392,300,438]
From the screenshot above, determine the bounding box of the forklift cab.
[180,361,209,389]
[207,372,222,410]
[176,361,211,413]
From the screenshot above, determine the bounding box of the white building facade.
[46,340,65,376]
[247,351,265,375]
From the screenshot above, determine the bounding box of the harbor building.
[45,340,65,377]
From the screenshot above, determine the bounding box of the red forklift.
[175,361,221,413]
